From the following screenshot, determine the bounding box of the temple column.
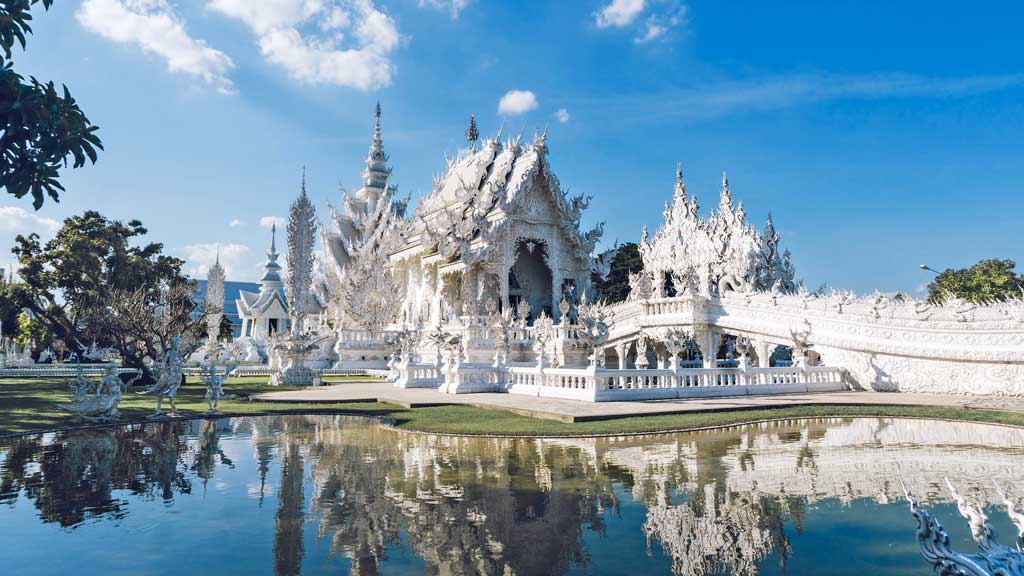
[695,329,719,369]
[755,339,771,368]
[615,342,627,369]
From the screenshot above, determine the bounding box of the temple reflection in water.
[1,416,1022,576]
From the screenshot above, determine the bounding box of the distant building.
[195,279,260,338]
[236,224,289,340]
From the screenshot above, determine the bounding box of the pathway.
[251,381,1024,423]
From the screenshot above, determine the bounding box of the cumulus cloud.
[498,90,539,115]
[634,17,667,43]
[594,0,686,43]
[77,0,235,94]
[594,0,646,28]
[418,0,470,20]
[259,216,286,229]
[208,0,401,90]
[0,206,62,278]
[229,218,243,227]
[182,243,251,279]
[554,108,570,123]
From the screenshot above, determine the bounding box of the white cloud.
[594,1,686,43]
[182,243,251,279]
[229,218,243,227]
[208,0,401,90]
[77,0,235,94]
[259,216,286,229]
[498,90,539,115]
[588,73,1024,122]
[0,206,62,278]
[634,17,666,43]
[554,108,570,123]
[418,0,470,20]
[594,0,646,28]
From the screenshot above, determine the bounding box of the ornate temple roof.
[237,224,288,319]
[322,103,407,282]
[395,123,603,267]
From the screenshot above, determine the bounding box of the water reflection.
[1,416,1022,575]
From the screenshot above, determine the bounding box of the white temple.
[246,105,1024,397]
[236,224,289,340]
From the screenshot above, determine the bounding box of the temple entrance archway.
[508,239,553,323]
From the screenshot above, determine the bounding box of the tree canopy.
[926,258,1022,304]
[1,0,102,209]
[12,211,199,378]
[591,242,643,303]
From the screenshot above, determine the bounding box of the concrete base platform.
[251,381,1024,423]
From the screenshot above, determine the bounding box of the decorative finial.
[215,244,220,266]
[676,162,683,184]
[375,100,381,120]
[722,170,729,189]
[465,113,479,143]
[300,166,307,197]
[271,222,277,254]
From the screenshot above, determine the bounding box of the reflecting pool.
[1,416,1022,575]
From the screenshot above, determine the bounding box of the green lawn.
[2,376,1023,437]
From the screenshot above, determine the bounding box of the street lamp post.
[919,264,942,275]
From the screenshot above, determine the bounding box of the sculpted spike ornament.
[465,113,479,145]
[640,165,796,297]
[287,169,317,337]
[205,248,226,350]
[901,479,1024,575]
[270,172,323,386]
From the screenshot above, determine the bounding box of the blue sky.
[2,0,1022,295]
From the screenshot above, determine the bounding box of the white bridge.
[390,289,1024,401]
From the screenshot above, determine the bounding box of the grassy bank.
[2,377,1023,437]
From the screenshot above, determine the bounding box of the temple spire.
[720,170,733,213]
[260,222,283,289]
[673,162,687,204]
[361,102,391,195]
[465,113,479,144]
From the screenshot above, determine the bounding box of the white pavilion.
[236,224,289,340]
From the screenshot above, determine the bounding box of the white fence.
[0,365,383,380]
[398,362,848,402]
[0,366,140,378]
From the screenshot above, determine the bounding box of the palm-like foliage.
[0,0,103,209]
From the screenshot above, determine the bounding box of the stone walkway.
[251,381,1024,423]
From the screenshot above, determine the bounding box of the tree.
[217,313,234,341]
[926,258,1022,305]
[12,308,49,357]
[0,279,29,342]
[12,211,200,380]
[591,242,643,303]
[95,283,204,382]
[1,0,103,209]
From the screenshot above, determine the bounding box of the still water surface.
[1,416,1021,575]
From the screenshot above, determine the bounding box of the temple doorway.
[508,239,553,323]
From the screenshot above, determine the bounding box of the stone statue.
[577,293,613,367]
[137,336,186,417]
[199,349,239,413]
[58,363,140,422]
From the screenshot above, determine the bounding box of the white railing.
[0,366,140,378]
[463,364,848,401]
